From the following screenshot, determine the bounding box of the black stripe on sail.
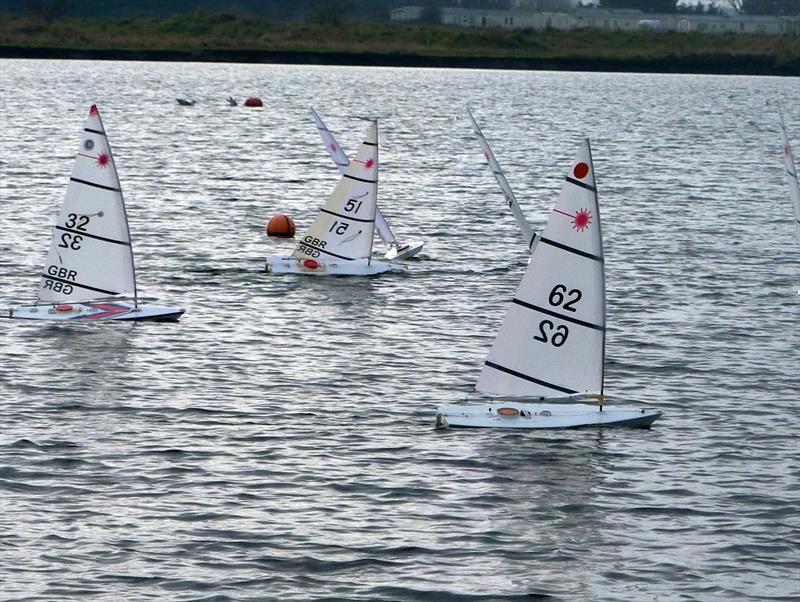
[528,233,537,250]
[84,127,105,136]
[320,208,374,223]
[41,274,118,296]
[344,174,377,184]
[363,141,378,147]
[512,298,605,331]
[539,237,603,262]
[297,241,355,261]
[55,226,130,246]
[484,361,578,395]
[565,176,597,192]
[70,177,120,192]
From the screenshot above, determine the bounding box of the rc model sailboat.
[6,105,184,322]
[311,108,424,261]
[436,139,661,429]
[266,120,402,276]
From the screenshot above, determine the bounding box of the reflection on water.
[0,60,798,600]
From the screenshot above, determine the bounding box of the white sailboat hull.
[265,256,403,276]
[384,240,424,261]
[435,402,662,429]
[7,301,184,322]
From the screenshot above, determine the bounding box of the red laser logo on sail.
[554,208,592,231]
[96,152,110,168]
[573,209,592,231]
[330,143,337,152]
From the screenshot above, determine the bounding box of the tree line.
[5,0,798,21]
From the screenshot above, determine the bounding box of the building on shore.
[390,5,800,36]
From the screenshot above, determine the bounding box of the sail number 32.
[533,284,582,347]
[58,213,91,250]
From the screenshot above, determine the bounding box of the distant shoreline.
[1,46,796,76]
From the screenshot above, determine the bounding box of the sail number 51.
[534,284,583,347]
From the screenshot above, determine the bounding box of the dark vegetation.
[0,9,797,75]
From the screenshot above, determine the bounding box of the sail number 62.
[533,320,568,347]
[548,284,582,311]
[533,284,583,347]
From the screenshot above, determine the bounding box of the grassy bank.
[1,12,798,75]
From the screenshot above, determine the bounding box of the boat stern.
[385,240,424,261]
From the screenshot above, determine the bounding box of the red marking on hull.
[74,303,131,321]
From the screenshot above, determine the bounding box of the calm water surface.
[0,60,798,600]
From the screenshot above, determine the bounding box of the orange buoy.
[303,259,319,269]
[266,214,296,238]
[244,97,263,107]
[497,407,520,417]
[55,304,74,312]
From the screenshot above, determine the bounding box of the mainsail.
[293,120,379,262]
[778,103,800,230]
[38,105,136,304]
[475,139,605,398]
[467,107,537,251]
[310,108,396,246]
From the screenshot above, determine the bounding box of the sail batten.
[475,139,604,399]
[482,361,579,395]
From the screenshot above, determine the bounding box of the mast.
[368,119,378,265]
[96,106,138,306]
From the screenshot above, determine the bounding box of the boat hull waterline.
[435,402,662,429]
[7,301,185,322]
[265,256,403,276]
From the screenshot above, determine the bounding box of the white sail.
[311,107,351,174]
[38,105,136,304]
[778,104,800,230]
[310,108,396,246]
[475,139,605,398]
[293,120,379,262]
[467,107,537,251]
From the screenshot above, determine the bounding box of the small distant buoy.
[244,97,263,107]
[303,259,319,269]
[266,214,296,238]
[55,304,74,312]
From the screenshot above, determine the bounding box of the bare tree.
[727,0,745,13]
[728,0,799,14]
